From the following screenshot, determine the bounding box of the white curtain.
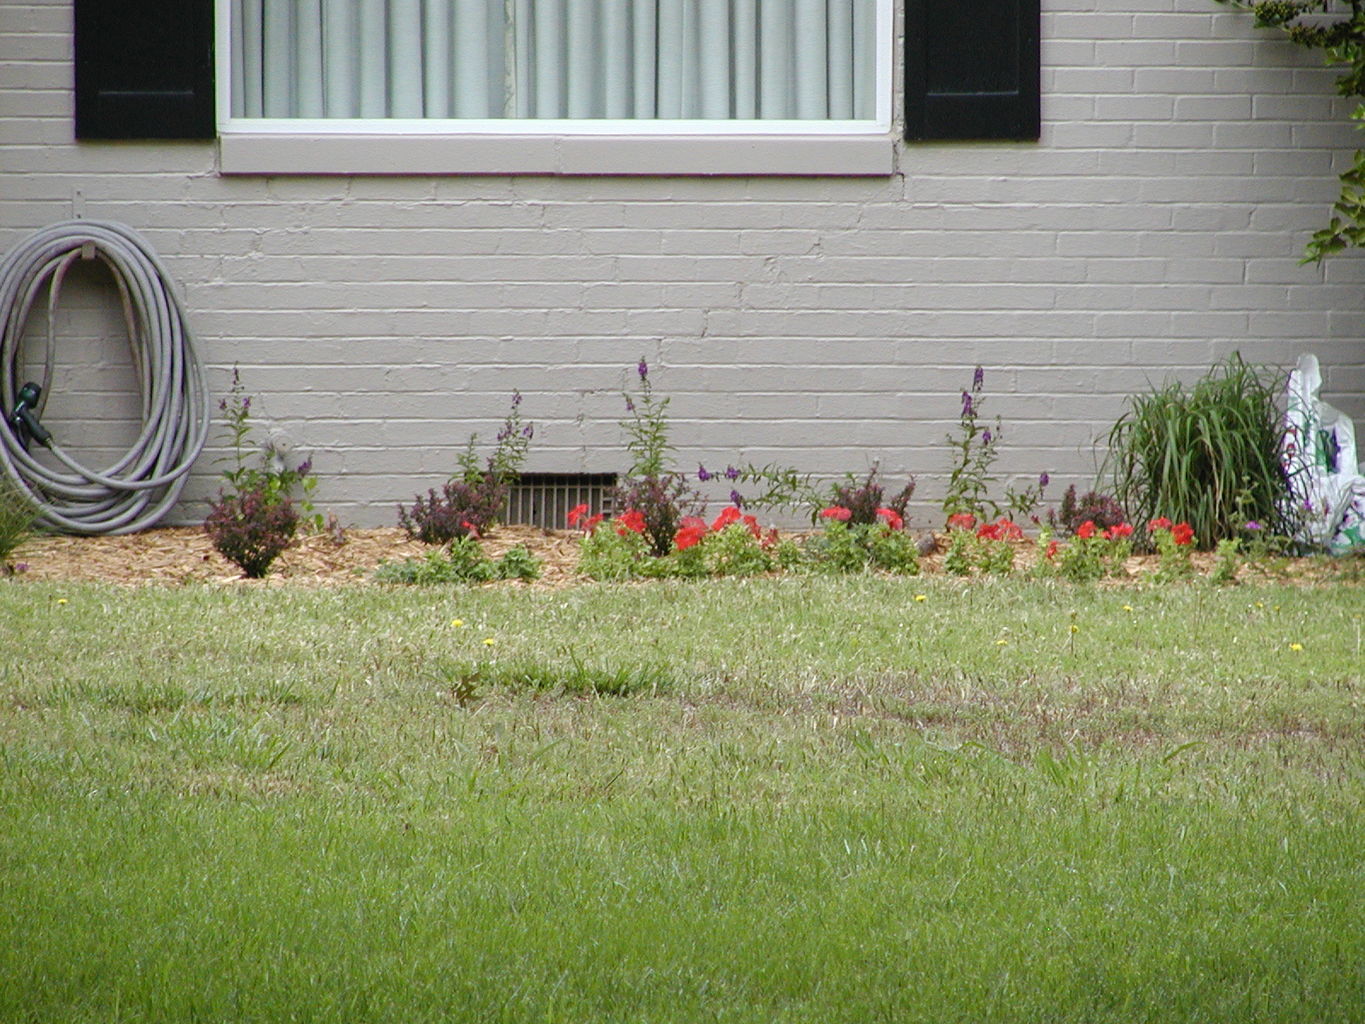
[231,0,875,120]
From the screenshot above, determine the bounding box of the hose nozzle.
[9,382,52,448]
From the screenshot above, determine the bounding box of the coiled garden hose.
[0,220,210,534]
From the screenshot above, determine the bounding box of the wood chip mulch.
[6,524,586,588]
[2,526,1346,589]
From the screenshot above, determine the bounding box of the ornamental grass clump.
[1105,354,1300,549]
[0,476,37,575]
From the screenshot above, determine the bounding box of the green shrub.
[374,536,539,585]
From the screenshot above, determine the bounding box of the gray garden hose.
[0,220,210,534]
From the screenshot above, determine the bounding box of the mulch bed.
[3,523,1305,588]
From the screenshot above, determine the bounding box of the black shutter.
[74,0,215,139]
[905,0,1040,142]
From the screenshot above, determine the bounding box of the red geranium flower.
[583,512,604,533]
[673,523,707,551]
[616,509,646,535]
[1148,516,1173,532]
[1104,522,1133,540]
[1045,539,1060,560]
[1171,522,1194,546]
[992,517,1024,541]
[711,506,743,532]
[977,521,1002,541]
[819,506,853,522]
[679,516,707,532]
[876,507,904,531]
[947,513,977,531]
[1076,520,1097,540]
[741,513,762,539]
[567,503,590,528]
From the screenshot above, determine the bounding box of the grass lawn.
[1,575,1362,1022]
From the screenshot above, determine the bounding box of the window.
[218,0,891,135]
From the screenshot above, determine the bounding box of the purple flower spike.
[624,396,635,413]
[724,465,740,481]
[1245,520,1263,531]
[697,465,712,482]
[637,359,649,381]
[730,489,745,508]
[982,429,993,445]
[973,366,985,390]
[1039,472,1049,488]
[961,391,975,418]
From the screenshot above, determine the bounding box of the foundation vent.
[504,473,618,529]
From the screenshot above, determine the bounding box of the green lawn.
[2,576,1362,1022]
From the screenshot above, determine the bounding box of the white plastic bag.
[1284,354,1365,554]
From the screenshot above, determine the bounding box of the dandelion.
[914,594,927,602]
[483,637,497,647]
[996,639,1008,646]
[451,618,465,628]
[1289,642,1304,652]
[56,598,68,605]
[1122,604,1134,613]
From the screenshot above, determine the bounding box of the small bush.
[829,468,915,527]
[398,477,508,545]
[204,485,299,578]
[375,537,540,585]
[1048,485,1127,537]
[609,473,705,557]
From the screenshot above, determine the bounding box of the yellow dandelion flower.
[1289,643,1304,652]
[914,594,927,602]
[56,598,68,606]
[1122,604,1133,613]
[451,618,465,628]
[483,637,496,647]
[996,639,1008,646]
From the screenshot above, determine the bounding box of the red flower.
[1171,522,1195,546]
[1045,539,1060,560]
[994,518,1024,541]
[583,512,604,533]
[762,527,780,550]
[679,516,707,532]
[741,514,762,539]
[461,520,480,540]
[673,523,706,551]
[567,503,590,528]
[876,507,904,531]
[977,521,1002,541]
[1104,522,1133,540]
[819,506,853,522]
[711,506,743,532]
[1148,516,1173,533]
[947,513,977,531]
[616,509,646,535]
[1076,520,1097,540]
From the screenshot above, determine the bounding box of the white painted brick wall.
[1,0,1364,529]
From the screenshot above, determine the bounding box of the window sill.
[217,133,896,177]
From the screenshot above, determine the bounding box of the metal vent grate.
[503,473,618,529]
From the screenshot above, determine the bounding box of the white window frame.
[215,0,896,175]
